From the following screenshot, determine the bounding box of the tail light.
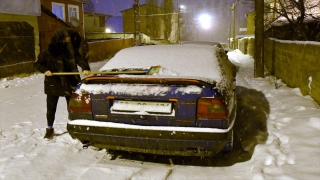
[69,93,92,113]
[197,97,228,119]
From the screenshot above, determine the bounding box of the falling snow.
[0,50,319,180]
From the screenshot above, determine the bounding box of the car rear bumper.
[67,120,234,156]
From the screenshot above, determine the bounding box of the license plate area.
[111,100,173,114]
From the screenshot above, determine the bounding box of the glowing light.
[199,14,212,29]
[105,28,111,33]
[179,5,186,11]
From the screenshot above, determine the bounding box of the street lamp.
[198,14,212,29]
[231,0,238,49]
[179,5,186,11]
[105,28,111,33]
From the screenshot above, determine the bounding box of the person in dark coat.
[34,28,91,139]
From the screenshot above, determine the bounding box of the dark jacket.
[34,28,91,96]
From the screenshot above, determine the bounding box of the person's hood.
[48,28,82,57]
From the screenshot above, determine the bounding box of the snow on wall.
[265,38,320,105]
[238,37,320,105]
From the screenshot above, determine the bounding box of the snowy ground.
[0,50,319,180]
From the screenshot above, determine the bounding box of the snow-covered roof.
[99,44,223,83]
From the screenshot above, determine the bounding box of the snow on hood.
[99,44,223,83]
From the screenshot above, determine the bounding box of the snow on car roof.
[99,44,223,83]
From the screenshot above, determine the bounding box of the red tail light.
[197,98,228,119]
[69,93,92,112]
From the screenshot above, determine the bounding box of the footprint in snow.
[293,106,306,110]
[273,117,292,129]
[308,117,320,131]
[265,133,295,166]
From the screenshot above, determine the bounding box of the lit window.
[52,2,65,21]
[68,5,79,22]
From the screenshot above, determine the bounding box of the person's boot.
[44,128,54,139]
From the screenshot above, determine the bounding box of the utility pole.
[133,0,141,46]
[177,4,182,44]
[231,0,238,49]
[254,0,264,77]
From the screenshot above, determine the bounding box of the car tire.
[221,130,234,154]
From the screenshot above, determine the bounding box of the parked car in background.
[67,42,237,156]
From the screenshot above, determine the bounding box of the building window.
[68,5,79,22]
[52,2,65,21]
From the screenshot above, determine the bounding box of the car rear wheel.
[220,130,234,154]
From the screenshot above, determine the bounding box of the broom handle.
[51,71,146,75]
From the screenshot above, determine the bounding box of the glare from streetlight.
[179,5,186,11]
[198,14,212,29]
[105,28,111,33]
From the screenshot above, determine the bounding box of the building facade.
[38,0,85,51]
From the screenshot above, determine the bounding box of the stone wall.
[265,39,320,100]
[247,38,255,57]
[311,72,320,105]
[238,37,320,105]
[237,37,254,57]
[238,38,248,54]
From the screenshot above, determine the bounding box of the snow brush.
[51,71,148,75]
[51,66,161,76]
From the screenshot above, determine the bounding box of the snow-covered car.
[67,42,237,156]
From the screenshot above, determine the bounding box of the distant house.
[121,4,180,43]
[247,0,320,40]
[121,4,165,40]
[38,0,86,51]
[0,0,134,78]
[246,12,255,35]
[264,0,320,23]
[0,0,41,78]
[84,12,112,33]
[0,0,88,78]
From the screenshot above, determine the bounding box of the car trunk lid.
[70,76,219,127]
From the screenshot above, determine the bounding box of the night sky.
[93,0,253,42]
[93,0,213,16]
[94,0,147,16]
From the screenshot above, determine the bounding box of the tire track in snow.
[129,167,173,180]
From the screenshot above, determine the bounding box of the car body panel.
[67,119,234,156]
[67,43,237,156]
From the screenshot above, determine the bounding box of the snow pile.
[0,74,43,89]
[227,50,320,180]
